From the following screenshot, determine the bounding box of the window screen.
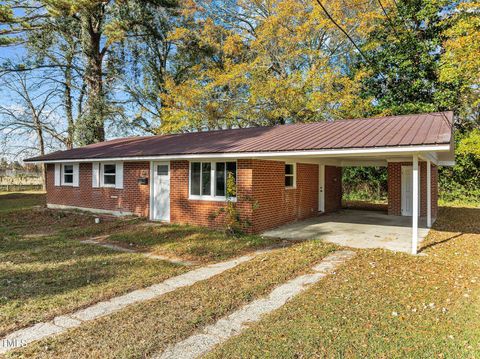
[215,162,226,196]
[285,164,295,187]
[103,164,116,185]
[63,164,73,184]
[191,162,201,195]
[201,163,211,195]
[157,165,169,176]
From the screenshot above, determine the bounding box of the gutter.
[24,144,452,164]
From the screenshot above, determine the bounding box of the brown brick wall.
[46,159,344,233]
[46,162,150,216]
[387,161,438,218]
[169,159,321,233]
[250,161,319,233]
[169,160,229,228]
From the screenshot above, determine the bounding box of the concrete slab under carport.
[262,210,430,254]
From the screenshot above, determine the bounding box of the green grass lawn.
[0,192,46,212]
[106,224,283,264]
[4,192,480,358]
[8,241,337,358]
[206,207,480,358]
[0,192,282,338]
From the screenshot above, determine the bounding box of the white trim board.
[26,144,452,163]
[47,203,134,217]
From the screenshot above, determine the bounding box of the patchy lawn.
[6,192,479,358]
[206,207,480,358]
[105,224,284,264]
[8,241,337,358]
[0,192,283,338]
[0,192,45,213]
[0,230,188,337]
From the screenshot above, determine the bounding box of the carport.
[263,209,431,254]
[256,112,456,255]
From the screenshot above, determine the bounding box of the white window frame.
[101,162,117,188]
[61,163,74,186]
[189,161,237,202]
[285,162,296,189]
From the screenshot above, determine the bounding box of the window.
[201,163,211,195]
[62,164,73,185]
[285,163,296,188]
[226,162,237,196]
[215,162,225,196]
[157,164,169,176]
[190,161,237,200]
[191,162,201,195]
[102,163,116,186]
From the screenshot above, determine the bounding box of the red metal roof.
[26,111,453,162]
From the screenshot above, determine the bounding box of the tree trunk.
[64,54,75,149]
[77,7,106,145]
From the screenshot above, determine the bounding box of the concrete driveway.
[262,210,430,253]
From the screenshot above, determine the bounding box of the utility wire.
[314,0,388,81]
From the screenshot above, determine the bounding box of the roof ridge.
[112,111,453,141]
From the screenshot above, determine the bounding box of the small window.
[157,165,169,176]
[103,164,116,186]
[63,164,73,185]
[285,163,295,188]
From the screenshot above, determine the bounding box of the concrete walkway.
[0,252,260,354]
[263,210,430,253]
[82,236,194,266]
[157,250,356,359]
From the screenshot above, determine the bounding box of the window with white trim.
[102,163,116,187]
[285,163,296,188]
[190,161,237,200]
[62,164,74,185]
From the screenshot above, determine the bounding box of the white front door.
[318,164,325,212]
[401,166,420,216]
[152,162,170,221]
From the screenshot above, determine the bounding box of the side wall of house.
[46,159,343,233]
[169,160,231,228]
[387,161,438,218]
[46,162,150,216]
[169,159,324,233]
[250,160,319,233]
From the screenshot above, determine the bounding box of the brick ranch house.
[26,111,455,254]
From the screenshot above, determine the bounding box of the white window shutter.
[92,163,100,188]
[115,162,124,189]
[73,163,80,187]
[54,164,60,186]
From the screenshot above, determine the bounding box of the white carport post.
[427,159,432,228]
[412,155,419,255]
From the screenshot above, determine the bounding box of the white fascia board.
[438,160,456,166]
[340,160,387,167]
[29,144,452,164]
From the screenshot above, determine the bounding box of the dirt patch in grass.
[105,224,285,264]
[0,234,188,337]
[0,192,45,213]
[0,205,142,240]
[206,207,480,358]
[8,241,337,358]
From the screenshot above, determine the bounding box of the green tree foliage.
[358,0,454,115]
